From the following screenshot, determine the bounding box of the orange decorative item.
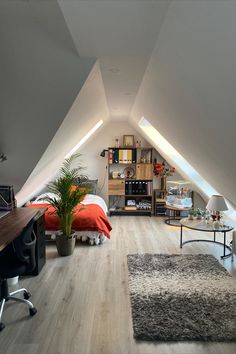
[153,160,175,178]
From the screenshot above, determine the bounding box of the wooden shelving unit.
[154,189,167,216]
[107,147,153,216]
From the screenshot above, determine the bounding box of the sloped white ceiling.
[58,0,171,119]
[1,0,236,209]
[0,0,95,192]
[16,61,109,206]
[131,0,236,206]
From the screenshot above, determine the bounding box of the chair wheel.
[24,291,31,300]
[29,307,37,316]
[0,322,5,331]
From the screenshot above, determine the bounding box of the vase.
[161,177,167,190]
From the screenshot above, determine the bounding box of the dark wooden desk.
[0,207,47,274]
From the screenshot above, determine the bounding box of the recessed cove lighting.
[64,120,103,159]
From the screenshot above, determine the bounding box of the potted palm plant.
[43,154,87,256]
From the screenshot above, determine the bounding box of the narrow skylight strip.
[139,117,236,220]
[64,119,103,159]
[139,117,216,197]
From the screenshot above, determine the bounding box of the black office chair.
[0,217,37,331]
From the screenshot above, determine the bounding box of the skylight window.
[64,120,103,159]
[139,117,236,221]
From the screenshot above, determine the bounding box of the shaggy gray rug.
[127,254,236,341]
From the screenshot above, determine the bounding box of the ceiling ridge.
[130,0,172,120]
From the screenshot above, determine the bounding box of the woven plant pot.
[56,232,76,256]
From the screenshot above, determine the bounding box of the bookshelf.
[107,147,153,216]
[154,189,167,216]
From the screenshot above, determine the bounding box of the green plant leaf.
[42,153,88,237]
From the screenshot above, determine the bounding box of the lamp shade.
[206,195,228,211]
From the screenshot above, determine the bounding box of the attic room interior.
[0,0,236,353]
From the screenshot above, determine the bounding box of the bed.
[27,194,112,245]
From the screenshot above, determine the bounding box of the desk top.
[0,207,46,249]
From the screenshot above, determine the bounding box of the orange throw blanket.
[28,203,112,238]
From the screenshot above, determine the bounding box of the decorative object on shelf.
[112,171,119,179]
[153,160,175,191]
[115,138,120,148]
[123,166,135,179]
[153,160,175,178]
[206,195,228,224]
[127,199,136,206]
[136,199,152,210]
[140,149,151,163]
[123,135,134,147]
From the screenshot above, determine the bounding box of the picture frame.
[123,135,134,147]
[127,199,136,206]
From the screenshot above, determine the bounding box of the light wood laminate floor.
[0,216,236,354]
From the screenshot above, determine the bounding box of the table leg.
[180,225,183,248]
[214,232,216,242]
[223,232,226,257]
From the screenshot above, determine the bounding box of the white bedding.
[81,194,108,215]
[32,193,108,215]
[32,192,58,204]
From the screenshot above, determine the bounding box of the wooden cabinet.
[108,180,125,195]
[136,164,153,180]
[107,147,154,216]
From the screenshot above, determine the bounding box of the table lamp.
[206,195,228,222]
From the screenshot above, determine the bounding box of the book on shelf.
[108,149,113,164]
[127,149,132,163]
[113,149,119,163]
[110,148,137,164]
[132,149,136,163]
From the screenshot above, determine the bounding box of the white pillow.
[33,192,59,204]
